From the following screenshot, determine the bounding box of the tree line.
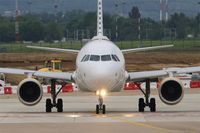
[0,7,200,43]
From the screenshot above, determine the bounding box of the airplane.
[0,0,200,114]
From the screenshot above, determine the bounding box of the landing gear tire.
[150,98,156,112]
[45,79,67,113]
[138,79,157,112]
[96,105,99,114]
[46,98,52,113]
[138,98,145,112]
[96,104,106,114]
[57,99,63,112]
[96,94,106,114]
[102,104,106,114]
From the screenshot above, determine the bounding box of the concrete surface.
[0,90,200,133]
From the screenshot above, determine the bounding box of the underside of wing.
[0,68,74,81]
[0,68,35,75]
[33,71,73,81]
[128,66,200,82]
[27,46,79,54]
[128,70,168,81]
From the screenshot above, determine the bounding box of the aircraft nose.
[86,65,118,90]
[92,65,114,79]
[95,67,110,78]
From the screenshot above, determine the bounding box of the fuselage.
[74,37,128,92]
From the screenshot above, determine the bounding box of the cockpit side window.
[111,55,118,62]
[101,55,111,61]
[84,55,90,61]
[114,55,120,61]
[90,55,100,61]
[81,55,87,62]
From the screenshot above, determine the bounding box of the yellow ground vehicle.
[38,59,62,72]
[36,59,62,85]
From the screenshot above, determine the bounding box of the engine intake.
[17,78,43,106]
[159,77,184,105]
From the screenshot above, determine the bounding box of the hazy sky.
[0,0,199,20]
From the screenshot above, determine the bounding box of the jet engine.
[159,77,184,105]
[17,78,43,106]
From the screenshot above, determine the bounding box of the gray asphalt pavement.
[0,91,200,133]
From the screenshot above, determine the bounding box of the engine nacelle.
[159,77,184,105]
[17,78,43,106]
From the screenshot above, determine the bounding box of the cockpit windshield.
[101,55,111,61]
[81,54,120,62]
[90,55,100,61]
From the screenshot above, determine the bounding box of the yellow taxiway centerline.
[111,116,170,132]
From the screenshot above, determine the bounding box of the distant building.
[2,11,13,17]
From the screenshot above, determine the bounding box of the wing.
[27,46,79,54]
[34,71,73,81]
[0,68,73,81]
[122,45,173,54]
[128,66,200,81]
[128,70,167,81]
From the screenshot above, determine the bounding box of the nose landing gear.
[96,95,106,114]
[96,90,106,114]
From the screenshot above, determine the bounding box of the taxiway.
[0,90,200,133]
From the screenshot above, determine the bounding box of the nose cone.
[93,66,111,79]
[85,64,119,91]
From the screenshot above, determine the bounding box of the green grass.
[0,39,200,53]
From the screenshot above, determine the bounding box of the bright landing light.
[100,89,106,97]
[96,89,107,97]
[96,90,100,96]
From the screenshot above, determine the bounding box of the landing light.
[96,89,107,97]
[96,90,100,96]
[100,89,107,97]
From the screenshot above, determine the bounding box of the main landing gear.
[138,79,156,112]
[46,79,65,113]
[96,90,106,114]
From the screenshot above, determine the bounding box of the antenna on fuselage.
[92,0,109,40]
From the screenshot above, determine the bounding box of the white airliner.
[0,0,200,114]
